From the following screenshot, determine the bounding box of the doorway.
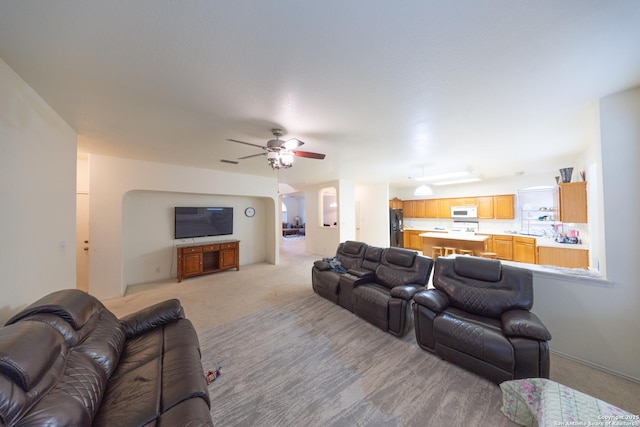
[76,192,89,292]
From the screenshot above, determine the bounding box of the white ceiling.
[1,1,639,189]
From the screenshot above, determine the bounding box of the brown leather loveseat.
[413,256,551,384]
[0,289,213,426]
[311,240,368,304]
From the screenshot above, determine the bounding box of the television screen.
[175,207,233,239]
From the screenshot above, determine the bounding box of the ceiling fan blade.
[227,138,266,149]
[238,152,267,160]
[283,138,304,150]
[293,150,325,159]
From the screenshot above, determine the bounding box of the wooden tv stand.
[177,240,239,282]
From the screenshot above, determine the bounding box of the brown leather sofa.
[413,256,552,384]
[351,247,434,337]
[0,289,213,426]
[311,240,368,304]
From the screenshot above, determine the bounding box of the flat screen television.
[174,207,233,239]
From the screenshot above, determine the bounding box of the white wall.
[530,87,640,382]
[0,59,77,322]
[355,183,390,247]
[89,155,278,299]
[123,191,270,286]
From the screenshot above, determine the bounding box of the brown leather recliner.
[351,247,434,337]
[413,256,551,384]
[312,240,368,304]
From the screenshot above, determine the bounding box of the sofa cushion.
[93,319,209,427]
[434,307,514,372]
[6,289,100,330]
[454,256,502,282]
[385,247,417,267]
[352,283,392,331]
[0,322,62,391]
[434,257,533,318]
[342,240,367,255]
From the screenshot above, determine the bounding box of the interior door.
[76,193,90,292]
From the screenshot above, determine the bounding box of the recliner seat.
[351,247,434,337]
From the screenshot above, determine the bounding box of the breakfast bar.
[420,232,490,257]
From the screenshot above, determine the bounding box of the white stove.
[450,221,479,233]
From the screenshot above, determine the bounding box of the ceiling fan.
[227,129,326,170]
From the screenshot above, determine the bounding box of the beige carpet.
[102,238,640,418]
[200,293,516,427]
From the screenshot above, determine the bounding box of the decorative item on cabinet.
[559,167,574,183]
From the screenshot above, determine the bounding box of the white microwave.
[451,206,478,219]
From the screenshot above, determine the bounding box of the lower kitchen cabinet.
[403,230,425,251]
[492,235,513,260]
[537,246,589,269]
[513,236,537,264]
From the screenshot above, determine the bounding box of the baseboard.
[550,349,640,385]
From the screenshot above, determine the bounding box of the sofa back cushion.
[5,289,126,379]
[335,240,367,270]
[362,246,383,271]
[434,257,533,318]
[374,248,433,290]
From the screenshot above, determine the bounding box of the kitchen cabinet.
[557,182,587,223]
[494,195,515,219]
[403,230,425,251]
[513,236,536,263]
[424,199,438,218]
[538,246,588,269]
[389,198,403,209]
[402,200,415,218]
[437,199,453,218]
[493,235,513,260]
[414,199,426,218]
[476,196,494,219]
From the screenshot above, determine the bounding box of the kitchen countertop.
[408,229,588,250]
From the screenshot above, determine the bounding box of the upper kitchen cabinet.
[402,200,415,217]
[389,198,403,209]
[414,199,426,217]
[557,182,587,223]
[494,195,515,219]
[424,199,438,218]
[437,198,453,218]
[476,196,495,219]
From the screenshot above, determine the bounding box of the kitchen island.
[420,232,490,257]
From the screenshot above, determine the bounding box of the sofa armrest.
[390,285,423,300]
[502,310,552,341]
[313,260,331,271]
[413,289,450,313]
[119,299,185,339]
[347,267,374,280]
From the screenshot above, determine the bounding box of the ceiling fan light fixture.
[279,151,294,167]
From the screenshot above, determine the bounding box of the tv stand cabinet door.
[220,242,239,270]
[178,247,203,282]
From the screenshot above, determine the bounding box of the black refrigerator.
[389,208,404,247]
